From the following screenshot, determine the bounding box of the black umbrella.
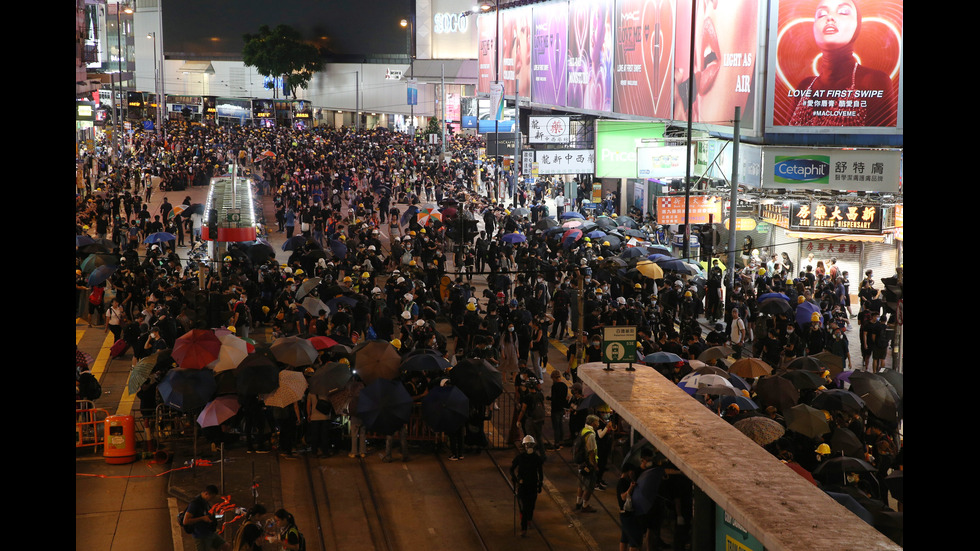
[780,369,825,391]
[246,243,276,265]
[811,388,866,415]
[877,369,904,400]
[848,371,901,427]
[829,427,865,457]
[621,438,656,470]
[282,235,314,251]
[812,456,876,478]
[884,470,903,502]
[576,392,606,411]
[631,466,665,516]
[308,362,352,396]
[449,358,503,407]
[758,298,793,316]
[754,375,800,412]
[158,368,216,412]
[236,355,280,396]
[786,356,826,372]
[356,378,413,435]
[400,353,451,373]
[180,203,206,217]
[784,404,830,438]
[421,384,469,433]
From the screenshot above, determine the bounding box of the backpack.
[572,429,589,464]
[286,526,307,551]
[77,372,102,401]
[89,286,105,305]
[177,495,207,534]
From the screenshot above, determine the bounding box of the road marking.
[91,332,115,380]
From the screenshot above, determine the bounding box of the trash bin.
[104,415,137,464]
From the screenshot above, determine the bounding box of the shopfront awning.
[785,231,887,243]
[178,61,215,74]
[407,59,478,84]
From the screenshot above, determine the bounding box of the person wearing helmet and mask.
[510,434,544,537]
[516,378,546,458]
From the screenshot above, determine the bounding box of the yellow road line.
[116,388,136,417]
[90,332,115,379]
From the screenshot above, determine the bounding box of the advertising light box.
[767,0,903,134]
[595,120,666,179]
[566,0,615,112]
[477,12,497,94]
[637,145,689,179]
[430,0,479,59]
[613,0,675,119]
[536,149,595,175]
[500,6,532,98]
[673,0,762,129]
[531,2,568,107]
[762,147,901,192]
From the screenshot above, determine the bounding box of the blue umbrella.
[357,378,413,435]
[400,205,420,226]
[825,491,874,525]
[647,253,675,262]
[421,385,469,433]
[88,264,118,286]
[561,211,584,219]
[718,394,760,411]
[401,353,452,373]
[758,292,790,303]
[586,230,607,239]
[76,235,95,248]
[643,351,683,364]
[329,239,348,259]
[502,232,526,244]
[282,235,312,251]
[795,300,823,327]
[143,232,176,244]
[326,295,358,315]
[727,373,752,392]
[562,229,583,249]
[158,368,217,412]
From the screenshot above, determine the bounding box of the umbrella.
[353,340,402,385]
[795,301,823,327]
[270,336,319,367]
[561,229,583,249]
[811,388,866,414]
[599,234,622,250]
[301,297,329,318]
[758,293,790,303]
[326,295,358,315]
[825,491,874,526]
[634,260,665,280]
[158,368,217,412]
[308,336,339,351]
[246,243,276,265]
[449,358,503,407]
[356,378,414,435]
[400,353,451,373]
[758,299,794,316]
[829,427,866,457]
[812,352,845,376]
[615,216,638,228]
[510,207,531,218]
[618,247,649,260]
[848,371,901,426]
[698,346,735,364]
[214,370,238,396]
[595,215,617,229]
[80,253,120,274]
[643,352,683,365]
[261,369,309,408]
[172,329,222,370]
[786,356,825,372]
[622,228,648,238]
[631,467,666,516]
[586,230,607,240]
[781,369,825,391]
[417,211,442,226]
[535,217,558,230]
[76,234,95,248]
[877,369,904,400]
[562,219,584,230]
[420,385,470,433]
[726,373,752,392]
[729,358,773,379]
[754,375,800,412]
[621,438,656,470]
[679,373,733,394]
[502,232,527,244]
[561,211,584,219]
[309,362,352,396]
[576,392,607,411]
[197,395,241,428]
[127,353,159,395]
[784,404,831,438]
[236,355,280,396]
[329,239,348,259]
[650,255,689,273]
[718,395,760,411]
[295,277,322,301]
[282,235,313,251]
[733,417,786,446]
[693,384,738,397]
[884,470,903,503]
[691,365,729,377]
[213,334,249,373]
[874,511,903,546]
[180,203,205,217]
[812,456,876,478]
[88,265,118,286]
[143,232,176,244]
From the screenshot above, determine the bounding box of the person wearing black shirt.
[510,435,545,537]
[548,370,569,449]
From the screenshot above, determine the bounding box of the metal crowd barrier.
[76,401,108,452]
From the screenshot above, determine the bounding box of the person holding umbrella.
[510,435,544,537]
[617,464,644,551]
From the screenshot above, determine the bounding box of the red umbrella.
[308,336,339,351]
[172,329,222,370]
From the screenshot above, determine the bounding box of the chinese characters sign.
[763,147,900,192]
[657,196,723,225]
[535,149,595,175]
[529,116,570,144]
[790,202,882,233]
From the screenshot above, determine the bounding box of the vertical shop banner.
[613,0,675,119]
[478,12,497,95]
[489,83,505,121]
[445,91,461,122]
[531,2,568,106]
[769,0,902,131]
[406,79,418,106]
[567,0,615,112]
[500,6,532,98]
[673,0,760,127]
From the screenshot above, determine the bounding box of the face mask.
[508,327,515,332]
[524,445,535,455]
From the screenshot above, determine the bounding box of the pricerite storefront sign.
[763,147,901,192]
[535,149,595,175]
[790,202,882,233]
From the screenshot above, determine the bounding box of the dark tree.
[242,24,322,99]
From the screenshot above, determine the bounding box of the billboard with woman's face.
[673,0,762,129]
[767,0,903,132]
[613,0,675,119]
[566,0,615,112]
[477,12,497,95]
[500,6,532,98]
[531,2,568,107]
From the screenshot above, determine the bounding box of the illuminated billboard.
[531,2,568,107]
[566,0,615,112]
[477,12,497,94]
[595,120,666,179]
[430,0,479,59]
[500,6,532,98]
[613,0,675,119]
[767,0,903,133]
[673,0,762,128]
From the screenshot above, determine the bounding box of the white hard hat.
[522,435,535,446]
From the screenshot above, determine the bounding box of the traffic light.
[207,208,218,240]
[880,274,902,316]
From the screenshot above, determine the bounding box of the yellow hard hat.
[409,260,417,266]
[758,268,767,275]
[262,306,270,314]
[798,295,805,304]
[815,444,831,455]
[295,269,304,275]
[603,241,610,246]
[343,276,352,282]
[811,312,820,322]
[391,339,402,349]
[466,303,476,311]
[634,283,642,289]
[684,291,693,297]
[361,272,370,279]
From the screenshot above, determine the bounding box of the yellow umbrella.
[635,260,665,280]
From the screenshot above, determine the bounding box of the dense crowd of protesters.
[76,118,902,548]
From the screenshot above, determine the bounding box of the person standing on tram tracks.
[511,435,545,537]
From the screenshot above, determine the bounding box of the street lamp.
[400,17,415,133]
[147,32,162,135]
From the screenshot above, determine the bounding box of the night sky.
[163,0,413,59]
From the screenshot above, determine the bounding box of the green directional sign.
[602,326,637,363]
[225,210,242,224]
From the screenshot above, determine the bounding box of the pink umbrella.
[172,329,222,370]
[197,395,241,428]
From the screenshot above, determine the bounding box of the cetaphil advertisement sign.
[763,147,901,192]
[595,120,666,179]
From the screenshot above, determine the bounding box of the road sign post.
[602,326,637,371]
